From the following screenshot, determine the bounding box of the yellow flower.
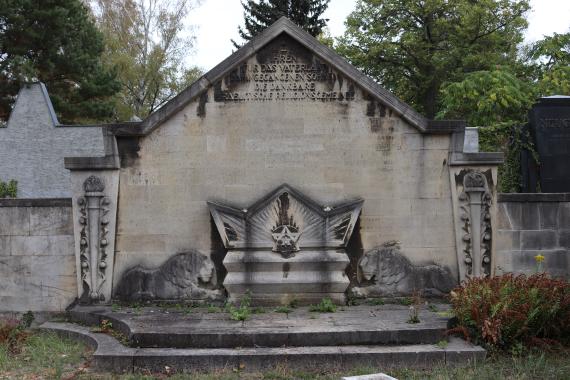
[534,254,545,263]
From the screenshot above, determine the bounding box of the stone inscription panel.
[214,37,355,103]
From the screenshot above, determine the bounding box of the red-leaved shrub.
[0,318,30,354]
[449,273,570,348]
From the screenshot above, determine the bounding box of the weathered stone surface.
[0,83,106,198]
[495,230,520,251]
[520,230,557,250]
[10,235,73,256]
[352,242,455,297]
[512,249,569,278]
[111,25,463,294]
[539,203,559,229]
[209,184,361,304]
[41,322,486,373]
[558,230,570,248]
[0,204,76,312]
[114,251,223,301]
[520,203,540,230]
[0,207,29,236]
[70,170,120,304]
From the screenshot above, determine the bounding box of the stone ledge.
[0,198,72,207]
[498,193,570,203]
[40,322,486,373]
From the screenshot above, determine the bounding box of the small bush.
[0,179,17,198]
[309,298,337,313]
[0,318,30,354]
[449,273,570,349]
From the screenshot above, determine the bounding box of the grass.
[1,331,570,379]
[0,331,89,379]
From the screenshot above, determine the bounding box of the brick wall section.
[0,199,77,312]
[496,193,570,279]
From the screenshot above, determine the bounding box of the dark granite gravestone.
[524,96,570,193]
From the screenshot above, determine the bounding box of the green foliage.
[436,339,448,349]
[449,273,570,349]
[366,298,385,306]
[480,122,538,192]
[21,312,34,329]
[309,298,337,313]
[428,304,439,313]
[397,297,414,306]
[92,0,203,120]
[0,180,17,198]
[337,0,530,118]
[274,305,292,314]
[439,70,534,127]
[0,0,120,123]
[227,292,252,322]
[234,0,330,47]
[438,70,541,193]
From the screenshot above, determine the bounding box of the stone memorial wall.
[0,199,77,312]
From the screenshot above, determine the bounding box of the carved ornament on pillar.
[78,175,111,303]
[458,170,492,278]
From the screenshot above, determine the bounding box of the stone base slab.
[223,250,350,305]
[41,322,486,373]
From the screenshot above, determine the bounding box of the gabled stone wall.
[0,83,106,198]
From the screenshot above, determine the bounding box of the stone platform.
[41,303,485,373]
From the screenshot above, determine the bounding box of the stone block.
[495,230,520,251]
[497,203,512,230]
[0,207,29,236]
[29,207,73,236]
[513,250,568,278]
[11,235,74,256]
[520,230,557,250]
[559,203,570,227]
[0,236,10,256]
[520,203,540,230]
[558,230,570,248]
[501,202,521,230]
[539,203,559,229]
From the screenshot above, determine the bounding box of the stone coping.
[498,193,570,202]
[40,321,486,373]
[0,198,72,207]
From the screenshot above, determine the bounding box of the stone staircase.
[40,304,485,374]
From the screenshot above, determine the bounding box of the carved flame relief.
[208,184,363,254]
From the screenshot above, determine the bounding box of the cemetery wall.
[0,199,77,312]
[496,193,570,279]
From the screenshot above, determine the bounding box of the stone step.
[41,322,486,374]
[69,304,451,349]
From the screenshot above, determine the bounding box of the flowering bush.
[449,273,570,349]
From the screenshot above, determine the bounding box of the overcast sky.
[187,0,570,71]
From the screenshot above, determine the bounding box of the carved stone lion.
[114,251,223,301]
[352,242,456,297]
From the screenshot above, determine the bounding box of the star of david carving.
[271,225,301,258]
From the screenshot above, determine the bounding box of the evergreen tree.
[0,0,120,123]
[234,0,330,47]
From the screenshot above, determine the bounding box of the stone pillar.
[450,168,496,280]
[71,171,119,304]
